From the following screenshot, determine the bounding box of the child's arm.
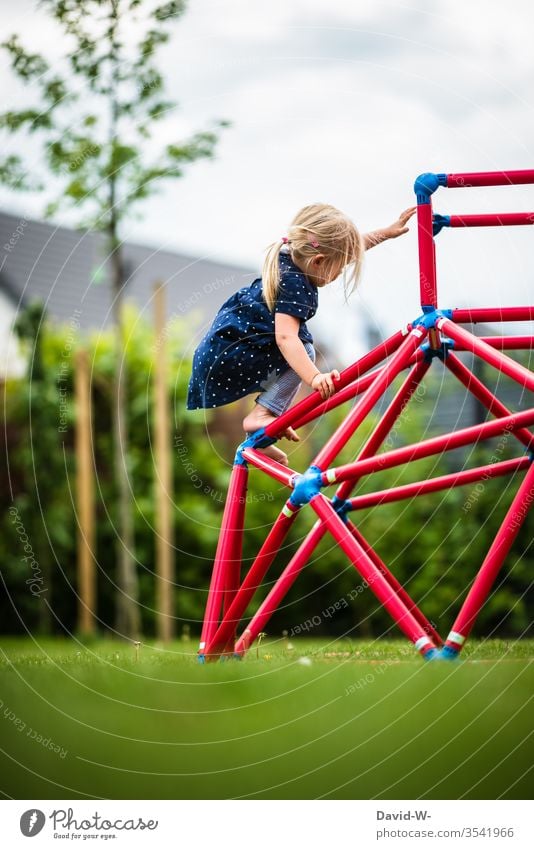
[363,207,417,250]
[275,313,339,399]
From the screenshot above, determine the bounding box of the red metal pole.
[348,457,531,511]
[326,407,534,486]
[449,212,534,228]
[311,495,438,657]
[262,328,407,439]
[451,307,534,324]
[222,471,247,618]
[446,170,534,188]
[417,200,437,308]
[198,463,248,657]
[206,500,300,657]
[234,520,327,656]
[313,328,427,471]
[241,448,296,488]
[445,352,534,451]
[442,461,534,657]
[438,319,534,392]
[453,336,534,351]
[346,519,443,646]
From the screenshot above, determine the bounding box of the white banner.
[0,799,532,847]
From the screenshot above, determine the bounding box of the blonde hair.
[262,203,365,312]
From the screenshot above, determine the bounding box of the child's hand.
[311,370,340,400]
[385,207,417,239]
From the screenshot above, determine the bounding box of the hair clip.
[309,238,319,248]
[281,236,289,244]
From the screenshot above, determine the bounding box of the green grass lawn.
[0,636,532,800]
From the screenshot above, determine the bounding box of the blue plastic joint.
[422,337,454,362]
[289,465,323,507]
[331,495,352,523]
[234,427,277,465]
[437,645,461,660]
[414,172,448,204]
[412,307,453,330]
[197,654,205,664]
[422,647,441,660]
[528,450,534,463]
[432,213,451,236]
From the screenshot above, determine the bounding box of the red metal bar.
[348,457,531,511]
[311,495,438,657]
[234,520,327,656]
[206,500,300,657]
[326,407,534,486]
[445,352,534,451]
[451,307,534,324]
[263,328,407,438]
[417,201,437,308]
[453,336,534,351]
[221,469,248,649]
[446,170,534,188]
[439,319,534,392]
[313,328,427,471]
[241,448,296,488]
[346,520,443,646]
[198,463,248,656]
[449,212,534,228]
[443,461,534,657]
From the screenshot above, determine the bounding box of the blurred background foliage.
[1,303,532,640]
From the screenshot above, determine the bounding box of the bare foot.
[257,444,289,466]
[243,405,300,442]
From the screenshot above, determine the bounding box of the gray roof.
[0,210,255,335]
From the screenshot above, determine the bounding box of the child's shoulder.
[278,248,313,287]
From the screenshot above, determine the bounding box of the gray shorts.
[255,342,315,416]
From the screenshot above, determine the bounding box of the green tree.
[0,0,229,638]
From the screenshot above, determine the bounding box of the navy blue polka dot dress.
[187,249,318,409]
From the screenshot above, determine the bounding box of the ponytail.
[261,239,284,312]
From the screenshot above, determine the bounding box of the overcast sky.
[1,0,533,361]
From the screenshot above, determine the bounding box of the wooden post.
[154,281,175,642]
[75,348,96,635]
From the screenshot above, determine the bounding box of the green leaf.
[153,2,186,22]
[65,177,91,200]
[44,199,61,218]
[139,28,169,60]
[1,35,49,79]
[43,76,75,109]
[0,154,42,191]
[0,109,54,133]
[147,100,175,120]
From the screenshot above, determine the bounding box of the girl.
[187,203,415,465]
